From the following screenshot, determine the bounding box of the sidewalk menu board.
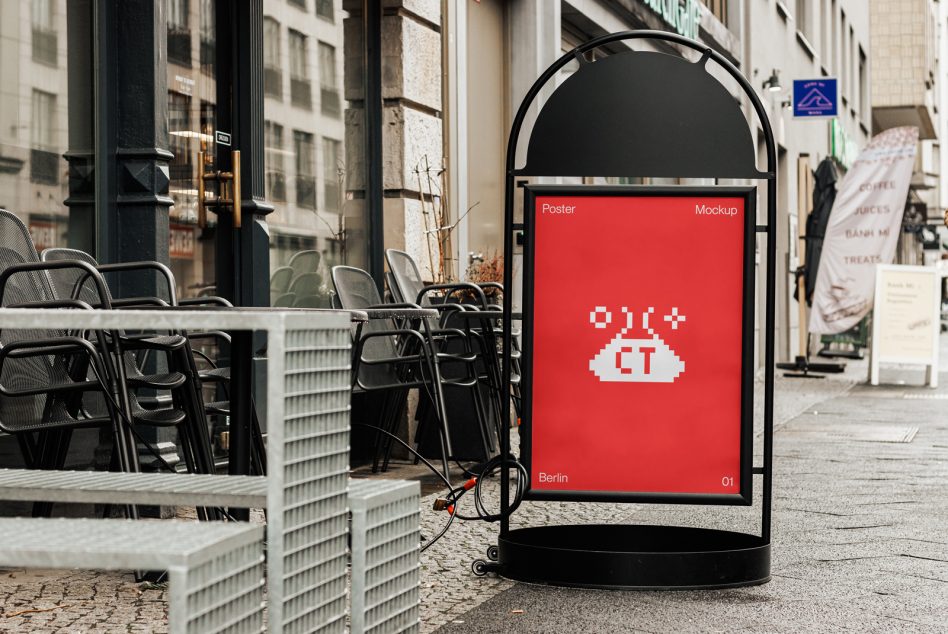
[521,186,755,504]
[870,264,940,388]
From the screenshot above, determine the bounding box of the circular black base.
[497,524,770,590]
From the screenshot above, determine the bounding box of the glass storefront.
[1,0,374,307]
[262,0,366,308]
[0,0,89,253]
[157,0,367,305]
[165,0,219,299]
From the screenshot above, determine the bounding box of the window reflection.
[264,0,364,307]
[0,0,76,253]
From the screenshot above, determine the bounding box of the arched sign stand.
[486,31,778,588]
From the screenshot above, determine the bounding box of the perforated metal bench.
[0,307,354,634]
[0,468,267,508]
[0,517,264,634]
[349,479,421,634]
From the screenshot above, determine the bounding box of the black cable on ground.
[351,422,528,552]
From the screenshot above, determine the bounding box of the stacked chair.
[331,265,486,482]
[0,209,264,511]
[385,249,522,440]
[0,210,200,487]
[41,247,266,476]
[270,249,330,308]
[384,250,501,457]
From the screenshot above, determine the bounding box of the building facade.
[871,0,944,268]
[440,0,872,366]
[0,1,903,373]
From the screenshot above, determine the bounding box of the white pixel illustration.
[588,306,686,383]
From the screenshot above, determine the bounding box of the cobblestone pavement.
[0,569,166,633]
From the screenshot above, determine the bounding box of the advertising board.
[522,186,756,504]
[870,264,941,387]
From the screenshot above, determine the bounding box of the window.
[322,138,341,212]
[858,47,867,121]
[32,0,53,30]
[167,0,191,65]
[795,0,808,39]
[289,30,312,109]
[316,0,334,21]
[847,27,859,108]
[289,30,308,80]
[168,0,189,30]
[31,0,56,65]
[199,0,215,73]
[265,121,286,202]
[294,131,316,209]
[168,91,193,181]
[288,0,306,9]
[831,0,839,74]
[264,17,282,98]
[318,42,340,116]
[200,101,216,141]
[707,0,727,27]
[840,11,848,103]
[31,90,58,184]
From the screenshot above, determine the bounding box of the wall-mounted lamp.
[762,69,782,92]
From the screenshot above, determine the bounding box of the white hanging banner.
[809,126,919,334]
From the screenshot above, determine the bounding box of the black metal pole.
[364,0,384,285]
[229,330,254,481]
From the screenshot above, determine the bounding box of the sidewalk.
[0,340,943,632]
[423,337,948,633]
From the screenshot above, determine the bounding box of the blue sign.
[792,79,838,118]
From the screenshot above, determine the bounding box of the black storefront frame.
[88,0,386,303]
[69,1,387,473]
[519,184,757,507]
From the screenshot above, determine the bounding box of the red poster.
[525,187,753,503]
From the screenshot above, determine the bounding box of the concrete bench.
[0,517,264,634]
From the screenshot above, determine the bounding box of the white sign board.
[870,264,940,387]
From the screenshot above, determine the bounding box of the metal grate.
[270,327,352,634]
[0,308,355,633]
[0,468,267,508]
[349,479,421,634]
[169,538,267,634]
[782,423,919,443]
[0,517,265,634]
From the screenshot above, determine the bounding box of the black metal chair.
[42,247,266,477]
[385,249,522,443]
[331,265,475,481]
[385,249,502,460]
[0,210,175,517]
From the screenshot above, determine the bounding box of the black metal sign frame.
[478,29,779,589]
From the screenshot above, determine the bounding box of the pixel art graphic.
[589,306,686,382]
